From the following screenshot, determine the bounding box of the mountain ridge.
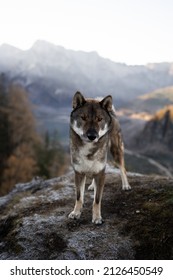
[125,86,173,114]
[1,40,173,109]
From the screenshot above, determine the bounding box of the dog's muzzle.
[86,128,98,141]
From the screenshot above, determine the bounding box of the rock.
[132,106,173,175]
[134,105,173,153]
[0,169,173,260]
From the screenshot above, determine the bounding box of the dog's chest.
[72,142,107,174]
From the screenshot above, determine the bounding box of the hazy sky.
[0,0,173,65]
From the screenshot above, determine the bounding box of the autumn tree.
[0,75,9,178]
[0,81,68,196]
[0,84,40,195]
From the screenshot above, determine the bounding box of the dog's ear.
[100,95,112,111]
[72,91,86,109]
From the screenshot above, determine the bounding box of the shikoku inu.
[69,91,131,224]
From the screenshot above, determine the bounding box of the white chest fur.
[72,142,106,174]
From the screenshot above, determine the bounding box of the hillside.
[133,105,173,173]
[154,104,173,121]
[136,105,173,149]
[128,86,173,113]
[0,169,173,260]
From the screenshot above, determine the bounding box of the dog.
[68,91,131,224]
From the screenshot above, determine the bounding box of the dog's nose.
[87,134,97,141]
[87,129,98,141]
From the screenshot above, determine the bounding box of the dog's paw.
[68,211,81,220]
[122,184,131,191]
[88,180,95,191]
[92,216,103,225]
[88,184,94,191]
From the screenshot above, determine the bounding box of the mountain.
[1,40,173,109]
[114,80,173,175]
[136,105,173,149]
[133,105,173,173]
[126,86,173,113]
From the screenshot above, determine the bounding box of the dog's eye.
[81,116,86,121]
[97,116,103,122]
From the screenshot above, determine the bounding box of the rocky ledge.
[0,168,173,260]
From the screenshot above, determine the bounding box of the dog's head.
[70,91,113,143]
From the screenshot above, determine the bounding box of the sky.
[0,0,173,65]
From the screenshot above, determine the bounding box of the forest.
[0,75,68,196]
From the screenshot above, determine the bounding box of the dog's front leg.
[68,171,86,220]
[92,170,105,224]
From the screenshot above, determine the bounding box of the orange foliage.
[0,83,68,196]
[0,85,41,195]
